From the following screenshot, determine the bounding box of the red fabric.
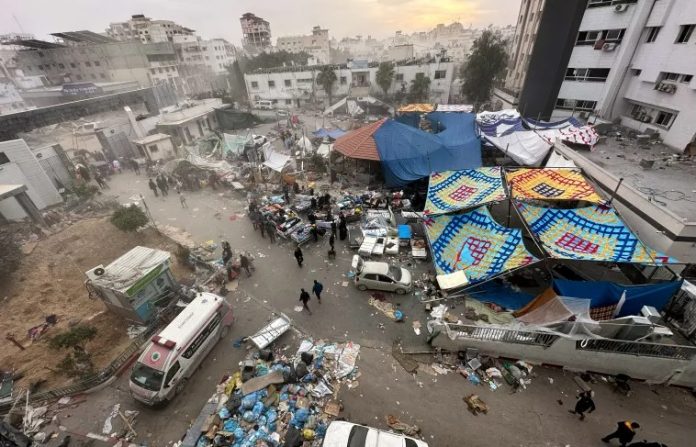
[333,118,386,161]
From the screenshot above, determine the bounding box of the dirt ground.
[1,217,190,392]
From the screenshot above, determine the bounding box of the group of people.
[298,280,323,315]
[148,173,189,208]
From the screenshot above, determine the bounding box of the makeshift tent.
[374,113,482,187]
[424,167,506,215]
[553,279,683,317]
[316,140,332,157]
[545,150,577,168]
[223,133,249,155]
[262,145,291,172]
[424,207,537,283]
[478,117,525,137]
[476,109,520,124]
[516,202,675,264]
[436,104,474,113]
[517,295,592,325]
[468,281,535,311]
[333,118,385,161]
[484,130,553,166]
[398,103,434,113]
[524,117,582,130]
[506,168,603,203]
[312,128,346,139]
[559,126,599,147]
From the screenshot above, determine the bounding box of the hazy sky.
[0,0,521,44]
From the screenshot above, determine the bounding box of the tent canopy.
[436,104,474,113]
[333,118,385,161]
[524,116,582,130]
[398,103,434,113]
[506,168,603,203]
[424,167,506,215]
[312,128,346,139]
[374,113,482,187]
[483,130,552,166]
[424,206,537,283]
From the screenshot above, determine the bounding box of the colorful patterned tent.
[397,103,434,113]
[516,202,675,264]
[506,168,603,203]
[424,168,507,215]
[424,207,537,282]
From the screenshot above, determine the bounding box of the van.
[255,100,273,110]
[129,292,233,405]
[322,421,429,447]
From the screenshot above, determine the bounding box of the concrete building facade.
[155,98,222,146]
[0,79,27,114]
[106,14,195,43]
[276,26,330,65]
[244,58,455,108]
[240,13,272,54]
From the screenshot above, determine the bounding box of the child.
[179,192,188,208]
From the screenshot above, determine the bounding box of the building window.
[662,72,680,82]
[675,24,695,43]
[284,79,292,87]
[151,68,157,74]
[576,30,601,45]
[603,29,625,43]
[340,76,347,85]
[148,144,159,152]
[38,64,44,70]
[0,152,10,165]
[251,81,259,88]
[655,111,675,127]
[57,63,64,69]
[564,68,610,82]
[94,61,101,66]
[646,27,661,43]
[100,73,106,79]
[285,99,292,105]
[630,69,642,76]
[70,62,76,68]
[555,98,597,111]
[85,61,92,67]
[434,70,447,79]
[681,74,693,83]
[76,74,82,80]
[268,80,275,88]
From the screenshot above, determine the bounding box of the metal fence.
[443,323,560,348]
[575,339,696,360]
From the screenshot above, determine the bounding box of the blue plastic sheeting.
[470,281,534,311]
[478,117,525,137]
[312,128,346,139]
[374,113,482,187]
[553,279,682,317]
[525,116,582,129]
[395,113,421,128]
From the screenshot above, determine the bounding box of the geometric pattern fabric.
[424,167,507,215]
[424,207,537,282]
[506,168,603,203]
[516,202,674,264]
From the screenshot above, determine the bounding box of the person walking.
[294,246,304,267]
[179,192,188,208]
[95,173,107,189]
[148,178,159,197]
[259,217,266,238]
[329,233,335,251]
[240,253,252,276]
[568,391,596,420]
[602,421,640,446]
[312,280,323,304]
[299,288,312,314]
[156,176,168,196]
[266,220,276,243]
[331,220,337,238]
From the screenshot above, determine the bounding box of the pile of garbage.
[187,340,360,447]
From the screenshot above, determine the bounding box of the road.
[40,145,696,446]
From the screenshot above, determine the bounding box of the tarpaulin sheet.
[398,103,434,113]
[477,109,520,124]
[424,167,506,215]
[477,117,524,137]
[553,279,683,317]
[223,133,249,155]
[437,104,474,113]
[559,126,599,146]
[469,281,534,311]
[484,130,552,166]
[524,117,582,130]
[506,168,603,203]
[516,202,676,264]
[424,207,537,282]
[262,146,291,172]
[545,150,577,168]
[312,128,346,139]
[374,113,482,187]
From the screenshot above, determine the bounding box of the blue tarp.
[553,279,682,317]
[373,112,482,187]
[478,117,524,137]
[312,128,346,139]
[471,281,534,311]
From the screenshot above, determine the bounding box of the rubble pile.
[187,340,360,447]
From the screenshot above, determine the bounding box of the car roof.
[361,261,390,276]
[323,422,429,447]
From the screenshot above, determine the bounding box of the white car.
[322,421,428,447]
[352,255,412,295]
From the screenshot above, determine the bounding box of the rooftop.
[0,184,27,201]
[158,98,223,126]
[89,246,171,294]
[579,136,696,220]
[134,133,171,145]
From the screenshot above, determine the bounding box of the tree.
[460,30,508,108]
[407,73,431,103]
[375,62,395,97]
[316,65,338,106]
[110,205,148,232]
[0,230,21,278]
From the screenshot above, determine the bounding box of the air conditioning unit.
[85,265,106,281]
[655,82,677,93]
[614,4,629,13]
[602,43,617,51]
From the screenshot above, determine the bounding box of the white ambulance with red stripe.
[129,292,233,405]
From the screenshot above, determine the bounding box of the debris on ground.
[368,297,398,320]
[385,414,420,436]
[391,341,419,374]
[412,321,421,335]
[463,394,488,415]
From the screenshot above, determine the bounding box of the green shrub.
[110,205,149,232]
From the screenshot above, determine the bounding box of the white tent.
[485,131,552,166]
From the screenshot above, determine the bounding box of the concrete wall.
[431,325,696,387]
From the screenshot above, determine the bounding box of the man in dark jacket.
[299,288,311,314]
[294,246,304,267]
[312,280,323,303]
[568,391,596,420]
[602,421,640,446]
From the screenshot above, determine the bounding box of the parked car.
[322,421,428,447]
[254,100,273,110]
[351,255,412,295]
[129,292,233,405]
[276,109,290,117]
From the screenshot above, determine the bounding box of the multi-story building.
[0,80,27,114]
[243,57,455,109]
[240,13,272,54]
[276,26,331,64]
[106,14,195,43]
[173,35,236,95]
[499,0,696,152]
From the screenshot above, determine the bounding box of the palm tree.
[316,65,338,106]
[375,62,395,98]
[408,73,431,103]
